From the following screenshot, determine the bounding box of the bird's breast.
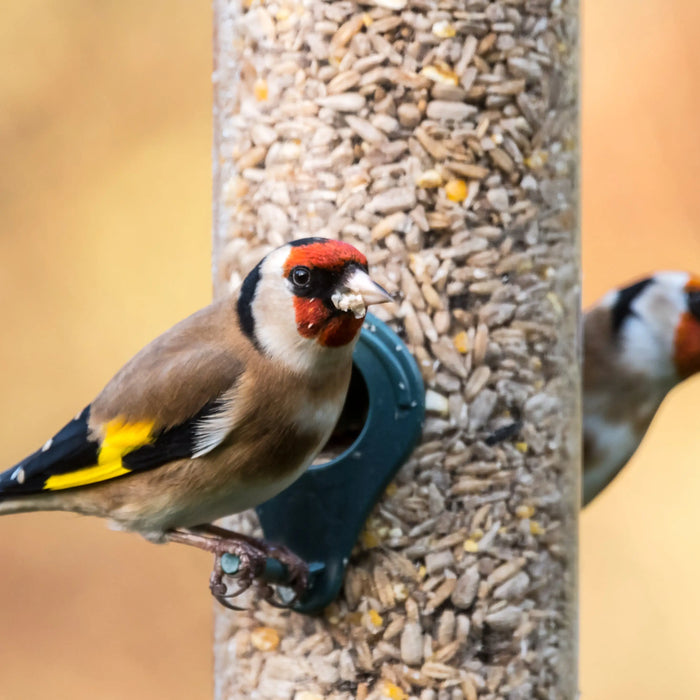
[292,395,344,444]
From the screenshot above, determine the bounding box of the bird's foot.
[165,524,308,610]
[256,541,309,608]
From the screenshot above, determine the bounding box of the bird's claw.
[262,543,309,604]
[166,525,309,610]
[208,540,266,609]
[210,538,308,610]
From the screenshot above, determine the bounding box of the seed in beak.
[331,269,392,318]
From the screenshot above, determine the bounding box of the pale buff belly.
[116,455,316,535]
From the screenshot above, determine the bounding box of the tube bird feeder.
[212,0,580,697]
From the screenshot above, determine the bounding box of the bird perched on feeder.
[0,237,391,605]
[583,271,700,506]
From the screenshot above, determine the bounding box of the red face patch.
[283,239,367,277]
[674,312,700,378]
[284,239,368,347]
[292,295,364,347]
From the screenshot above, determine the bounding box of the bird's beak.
[345,268,393,305]
[331,268,393,318]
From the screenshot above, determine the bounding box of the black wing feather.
[122,398,226,471]
[0,407,99,496]
[0,398,228,497]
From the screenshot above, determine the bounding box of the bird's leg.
[165,525,267,608]
[165,524,309,609]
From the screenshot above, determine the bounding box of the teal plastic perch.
[246,313,425,613]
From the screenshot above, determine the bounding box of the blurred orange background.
[1,2,700,698]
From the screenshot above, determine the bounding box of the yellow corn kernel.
[253,78,268,101]
[453,330,469,353]
[530,520,545,536]
[368,609,384,627]
[382,682,408,700]
[445,179,468,202]
[251,627,280,651]
[515,504,536,519]
[432,21,456,38]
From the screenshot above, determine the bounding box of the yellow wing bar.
[44,418,155,491]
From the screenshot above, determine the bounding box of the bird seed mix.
[212,0,580,698]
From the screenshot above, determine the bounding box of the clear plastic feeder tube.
[213,1,579,697]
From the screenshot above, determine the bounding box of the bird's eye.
[291,266,311,288]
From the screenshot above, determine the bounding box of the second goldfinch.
[583,271,700,505]
[0,237,391,600]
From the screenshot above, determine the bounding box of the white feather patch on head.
[618,271,690,380]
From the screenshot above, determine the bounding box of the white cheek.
[620,317,675,376]
[621,279,687,379]
[252,251,319,372]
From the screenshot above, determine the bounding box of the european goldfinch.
[0,237,391,603]
[583,272,700,505]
